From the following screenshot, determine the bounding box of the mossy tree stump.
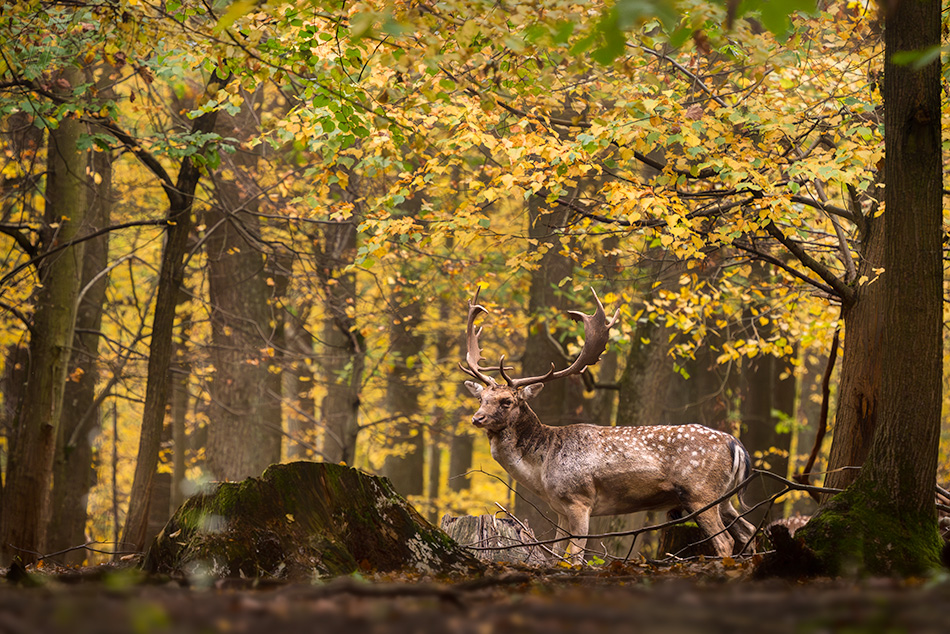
[657,523,717,559]
[145,462,482,580]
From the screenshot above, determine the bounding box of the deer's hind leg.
[720,501,755,554]
[685,502,734,558]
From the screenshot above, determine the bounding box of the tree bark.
[318,219,364,464]
[381,290,425,497]
[169,314,191,511]
[739,350,794,525]
[615,316,673,428]
[121,75,227,552]
[204,87,281,481]
[0,65,87,565]
[822,216,885,494]
[448,433,474,493]
[146,462,481,579]
[283,294,316,460]
[799,0,943,575]
[47,113,112,564]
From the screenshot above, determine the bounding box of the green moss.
[145,461,481,580]
[798,480,943,577]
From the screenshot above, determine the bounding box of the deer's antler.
[461,287,619,389]
[459,286,499,386]
[506,288,619,388]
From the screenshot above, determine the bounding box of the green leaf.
[552,21,575,45]
[891,45,942,69]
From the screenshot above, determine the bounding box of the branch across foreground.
[458,468,857,562]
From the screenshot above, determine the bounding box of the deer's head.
[460,287,619,432]
[464,381,543,432]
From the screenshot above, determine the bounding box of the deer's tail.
[729,437,753,510]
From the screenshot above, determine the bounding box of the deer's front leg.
[557,505,591,565]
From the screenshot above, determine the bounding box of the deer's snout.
[472,412,487,428]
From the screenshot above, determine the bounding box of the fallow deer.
[460,288,755,563]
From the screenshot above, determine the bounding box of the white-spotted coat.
[466,381,754,562]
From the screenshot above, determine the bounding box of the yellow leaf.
[216,0,256,31]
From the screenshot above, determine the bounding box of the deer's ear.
[464,381,484,398]
[520,383,544,400]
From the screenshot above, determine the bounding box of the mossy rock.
[144,461,483,580]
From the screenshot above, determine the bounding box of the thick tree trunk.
[0,67,87,565]
[615,317,673,428]
[47,121,112,564]
[822,217,885,494]
[663,342,733,430]
[204,89,281,481]
[799,0,943,575]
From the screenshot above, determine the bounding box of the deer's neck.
[487,408,555,496]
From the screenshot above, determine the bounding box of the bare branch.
[731,240,838,297]
[638,46,729,109]
[0,223,37,258]
[789,195,857,224]
[0,219,168,290]
[764,221,855,305]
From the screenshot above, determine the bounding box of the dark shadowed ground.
[4,560,950,634]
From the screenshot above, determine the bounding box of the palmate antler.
[458,286,499,386]
[460,287,620,388]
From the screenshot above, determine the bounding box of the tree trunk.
[122,75,227,552]
[318,220,363,465]
[448,433,474,493]
[47,117,112,565]
[283,296,316,460]
[426,299,454,522]
[615,317,673,428]
[381,291,425,497]
[663,341,733,430]
[799,0,943,575]
[204,87,281,481]
[739,351,794,526]
[821,215,885,494]
[0,66,87,565]
[169,315,191,511]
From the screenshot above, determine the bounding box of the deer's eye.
[499,399,512,409]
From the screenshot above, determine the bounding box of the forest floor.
[4,559,950,634]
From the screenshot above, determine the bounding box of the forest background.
[1,0,948,570]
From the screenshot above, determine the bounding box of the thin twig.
[794,325,841,500]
